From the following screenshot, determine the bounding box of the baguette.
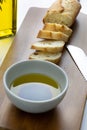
[43,23,72,37]
[31,40,65,53]
[37,30,69,42]
[29,51,62,63]
[43,0,81,27]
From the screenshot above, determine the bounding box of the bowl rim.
[3,60,68,103]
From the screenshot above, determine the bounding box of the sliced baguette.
[31,40,65,53]
[43,23,72,37]
[37,30,69,42]
[43,0,81,27]
[29,51,62,63]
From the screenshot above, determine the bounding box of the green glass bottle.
[0,0,17,38]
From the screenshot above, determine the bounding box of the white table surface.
[18,1,87,130]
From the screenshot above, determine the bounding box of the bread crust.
[43,0,81,27]
[31,40,65,53]
[43,23,72,36]
[29,51,62,64]
[37,30,69,42]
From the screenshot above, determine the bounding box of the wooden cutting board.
[0,7,87,130]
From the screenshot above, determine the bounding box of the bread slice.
[43,23,72,37]
[29,51,62,63]
[43,0,81,27]
[37,30,69,42]
[31,40,65,53]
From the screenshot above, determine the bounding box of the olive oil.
[10,73,61,101]
[0,0,17,38]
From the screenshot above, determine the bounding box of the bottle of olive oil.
[0,0,17,38]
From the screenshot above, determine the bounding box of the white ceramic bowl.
[3,60,68,113]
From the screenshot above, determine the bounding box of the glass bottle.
[0,0,17,38]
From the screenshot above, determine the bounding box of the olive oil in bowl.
[3,60,68,113]
[10,73,61,101]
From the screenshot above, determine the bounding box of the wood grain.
[0,7,87,130]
